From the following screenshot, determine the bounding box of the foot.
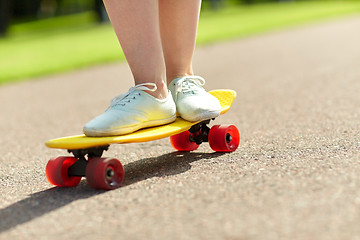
[168,76,221,122]
[83,83,176,137]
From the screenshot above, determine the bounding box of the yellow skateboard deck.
[45,89,236,150]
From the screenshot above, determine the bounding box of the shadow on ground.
[0,151,224,233]
[123,151,224,186]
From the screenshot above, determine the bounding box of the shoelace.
[173,76,206,101]
[108,83,157,109]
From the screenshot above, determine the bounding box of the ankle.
[144,81,169,100]
[166,72,194,85]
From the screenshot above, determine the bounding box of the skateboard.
[45,89,240,190]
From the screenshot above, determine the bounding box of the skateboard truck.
[188,120,211,145]
[67,146,109,177]
[188,119,233,146]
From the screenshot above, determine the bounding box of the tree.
[94,0,109,23]
[0,0,11,36]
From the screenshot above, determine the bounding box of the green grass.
[197,1,360,43]
[1,1,360,84]
[0,13,121,84]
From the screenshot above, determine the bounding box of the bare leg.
[158,0,202,84]
[103,0,168,99]
[158,0,221,122]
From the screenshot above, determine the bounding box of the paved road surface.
[1,16,360,240]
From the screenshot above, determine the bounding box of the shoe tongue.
[109,90,137,110]
[111,83,156,105]
[181,81,193,93]
[182,79,203,94]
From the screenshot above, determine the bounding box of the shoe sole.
[84,115,177,137]
[181,110,221,122]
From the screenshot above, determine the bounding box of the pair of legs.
[103,0,201,99]
[84,0,221,136]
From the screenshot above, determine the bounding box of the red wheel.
[85,158,124,190]
[46,156,82,187]
[170,131,199,151]
[209,125,240,152]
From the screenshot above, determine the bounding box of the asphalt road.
[1,15,360,240]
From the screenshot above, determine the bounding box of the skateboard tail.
[209,89,236,115]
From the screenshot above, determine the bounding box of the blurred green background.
[0,0,360,85]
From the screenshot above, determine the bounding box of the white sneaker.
[168,76,221,122]
[83,83,176,137]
